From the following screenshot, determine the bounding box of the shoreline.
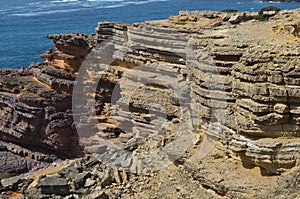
[1,8,300,198]
[1,0,300,68]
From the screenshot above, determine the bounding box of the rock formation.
[1,8,300,199]
[75,9,300,174]
[0,33,90,178]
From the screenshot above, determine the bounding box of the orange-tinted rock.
[0,33,91,177]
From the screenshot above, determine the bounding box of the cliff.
[0,33,90,178]
[1,9,300,199]
[77,9,300,174]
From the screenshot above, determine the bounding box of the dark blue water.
[0,0,299,69]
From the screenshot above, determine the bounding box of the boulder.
[228,14,243,24]
[37,176,70,195]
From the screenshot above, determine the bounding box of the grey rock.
[74,172,92,189]
[0,195,8,199]
[211,21,222,27]
[114,153,128,167]
[100,172,113,188]
[1,176,23,190]
[84,178,96,187]
[122,157,133,168]
[82,191,109,199]
[38,176,70,195]
[85,145,108,155]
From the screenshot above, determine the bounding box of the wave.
[10,0,168,17]
[84,0,168,9]
[135,0,168,4]
[51,0,124,3]
[50,0,166,5]
[51,0,80,3]
[87,0,125,2]
[11,8,83,17]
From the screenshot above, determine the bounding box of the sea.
[0,0,299,69]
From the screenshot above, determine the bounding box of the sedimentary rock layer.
[0,33,91,177]
[1,9,300,177]
[78,9,300,174]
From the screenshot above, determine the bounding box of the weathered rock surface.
[75,9,300,174]
[1,8,300,199]
[0,33,90,178]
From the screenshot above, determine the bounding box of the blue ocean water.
[0,0,299,69]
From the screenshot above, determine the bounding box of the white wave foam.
[87,0,124,2]
[28,2,42,6]
[11,8,82,17]
[268,1,281,4]
[51,0,123,3]
[137,0,167,5]
[103,0,168,7]
[10,0,169,17]
[51,0,79,3]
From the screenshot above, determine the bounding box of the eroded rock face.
[1,8,300,199]
[1,9,300,179]
[272,10,300,38]
[0,33,90,177]
[76,10,300,174]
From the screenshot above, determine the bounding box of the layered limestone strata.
[74,21,197,172]
[0,33,90,177]
[1,9,300,177]
[78,10,300,174]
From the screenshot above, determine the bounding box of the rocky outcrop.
[272,10,300,37]
[74,9,300,174]
[1,8,300,198]
[0,33,91,178]
[171,9,300,174]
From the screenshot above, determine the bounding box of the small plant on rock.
[255,6,281,21]
[212,153,223,159]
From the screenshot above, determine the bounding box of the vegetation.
[255,6,281,21]
[259,5,281,13]
[212,153,223,159]
[220,9,238,13]
[79,190,92,198]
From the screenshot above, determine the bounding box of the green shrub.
[79,190,91,198]
[255,14,267,21]
[220,9,238,13]
[255,6,281,21]
[212,153,223,159]
[259,6,281,13]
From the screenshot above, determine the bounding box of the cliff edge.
[1,9,300,199]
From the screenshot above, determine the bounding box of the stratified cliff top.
[1,8,300,199]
